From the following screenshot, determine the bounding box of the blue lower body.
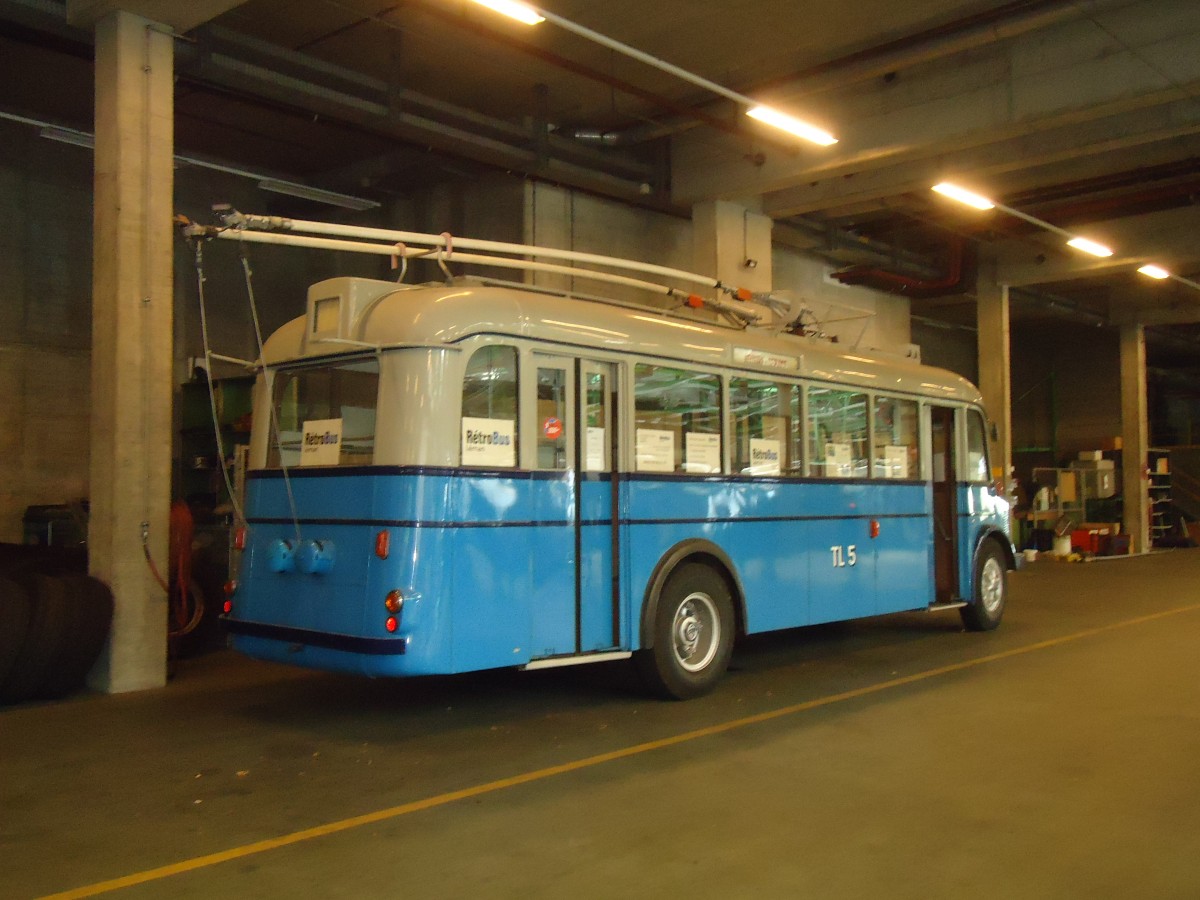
[228,470,1010,677]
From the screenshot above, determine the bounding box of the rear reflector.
[385,616,398,633]
[375,530,390,559]
[222,600,233,615]
[384,590,403,614]
[234,527,247,551]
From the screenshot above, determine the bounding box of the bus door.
[577,360,619,652]
[528,355,619,658]
[930,405,959,602]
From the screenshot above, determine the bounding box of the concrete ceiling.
[3,0,1200,359]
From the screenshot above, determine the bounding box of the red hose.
[168,502,194,630]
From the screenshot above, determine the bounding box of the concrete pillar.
[1119,324,1151,553]
[88,10,173,692]
[975,264,1012,518]
[692,200,773,294]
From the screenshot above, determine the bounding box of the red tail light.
[385,616,398,633]
[375,530,390,559]
[222,600,233,615]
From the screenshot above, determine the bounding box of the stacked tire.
[0,573,114,706]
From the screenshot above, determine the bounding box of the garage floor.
[4,551,1200,899]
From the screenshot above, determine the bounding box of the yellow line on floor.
[41,602,1200,900]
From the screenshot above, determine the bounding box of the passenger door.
[930,405,959,602]
[527,355,620,658]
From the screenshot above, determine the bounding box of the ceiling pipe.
[335,0,762,146]
[830,238,972,299]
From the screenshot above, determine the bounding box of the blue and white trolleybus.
[218,233,1014,699]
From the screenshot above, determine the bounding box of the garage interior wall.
[0,114,1145,543]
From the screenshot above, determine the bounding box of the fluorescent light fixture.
[1066,236,1114,258]
[39,126,95,149]
[1138,264,1170,279]
[931,182,994,210]
[257,179,380,212]
[469,0,544,25]
[746,105,838,146]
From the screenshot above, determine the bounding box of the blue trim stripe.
[245,511,928,528]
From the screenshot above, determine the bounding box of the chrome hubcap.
[673,592,719,673]
[980,557,1004,614]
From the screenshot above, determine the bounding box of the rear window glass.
[269,358,379,467]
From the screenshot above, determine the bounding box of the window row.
[459,345,989,482]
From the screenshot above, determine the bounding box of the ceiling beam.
[671,0,1200,205]
[993,205,1200,287]
[761,96,1200,218]
[67,0,247,33]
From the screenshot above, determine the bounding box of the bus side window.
[461,345,518,468]
[634,363,721,474]
[872,397,919,479]
[731,378,797,476]
[966,410,990,483]
[807,386,868,478]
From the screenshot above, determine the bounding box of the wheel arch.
[639,539,746,650]
[973,525,1016,572]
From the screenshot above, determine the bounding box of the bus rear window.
[268,359,380,468]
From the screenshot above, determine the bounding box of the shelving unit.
[1149,448,1172,547]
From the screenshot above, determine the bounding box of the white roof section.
[262,276,983,406]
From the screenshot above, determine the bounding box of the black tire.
[636,562,735,700]
[0,575,71,704]
[960,540,1007,632]
[37,575,114,699]
[0,578,34,694]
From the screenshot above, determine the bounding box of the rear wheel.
[960,540,1007,631]
[636,562,734,700]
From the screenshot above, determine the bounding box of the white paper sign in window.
[636,429,674,472]
[586,426,606,471]
[884,445,909,479]
[301,418,343,467]
[825,442,853,478]
[685,432,721,474]
[462,417,516,467]
[749,438,782,476]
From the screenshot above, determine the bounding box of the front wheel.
[636,562,734,700]
[960,540,1007,631]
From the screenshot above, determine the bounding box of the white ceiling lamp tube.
[467,0,544,25]
[1066,236,1114,258]
[930,182,994,210]
[1137,264,1170,280]
[745,106,837,146]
